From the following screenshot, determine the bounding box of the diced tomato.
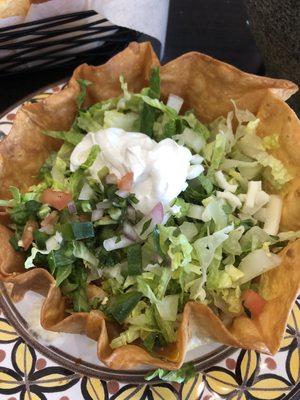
[117,172,133,191]
[22,220,38,250]
[41,189,72,211]
[41,211,58,227]
[242,289,267,318]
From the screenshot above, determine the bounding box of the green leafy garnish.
[43,129,84,146]
[71,222,95,240]
[127,244,142,276]
[80,145,100,170]
[145,362,197,383]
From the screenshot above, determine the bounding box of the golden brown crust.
[160,51,298,122]
[0,42,299,369]
[0,225,25,278]
[0,0,30,18]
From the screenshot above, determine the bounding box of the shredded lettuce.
[73,241,99,268]
[208,133,227,174]
[159,226,193,271]
[201,196,228,229]
[146,362,196,383]
[103,110,138,131]
[43,129,84,146]
[237,120,292,188]
[156,294,179,322]
[194,225,233,285]
[25,247,50,269]
[174,127,206,153]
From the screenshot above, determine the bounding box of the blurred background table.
[0,0,265,112]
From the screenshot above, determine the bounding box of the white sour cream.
[70,128,199,214]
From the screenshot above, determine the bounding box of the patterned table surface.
[0,87,299,400]
[0,302,299,400]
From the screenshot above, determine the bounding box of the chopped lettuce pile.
[1,68,298,356]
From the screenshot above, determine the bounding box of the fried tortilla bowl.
[0,42,300,370]
[0,1,49,18]
[0,0,30,18]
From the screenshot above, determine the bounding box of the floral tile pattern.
[0,87,299,400]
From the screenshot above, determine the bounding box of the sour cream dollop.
[70,128,201,214]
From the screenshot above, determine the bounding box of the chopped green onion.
[81,201,93,213]
[71,222,95,240]
[108,207,122,220]
[127,244,142,276]
[33,230,49,250]
[97,166,109,180]
[80,145,100,170]
[55,264,73,287]
[25,200,42,214]
[59,223,74,241]
[9,236,23,252]
[141,219,152,235]
[38,205,51,219]
[94,217,118,226]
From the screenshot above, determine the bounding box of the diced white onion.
[103,235,134,251]
[253,207,267,222]
[67,202,77,214]
[243,189,270,215]
[46,232,63,252]
[215,171,237,193]
[263,195,283,235]
[216,191,242,210]
[238,194,247,202]
[162,211,171,225]
[116,190,129,198]
[126,206,136,222]
[123,221,139,241]
[239,248,281,284]
[55,232,63,242]
[170,204,181,215]
[151,202,164,225]
[256,190,270,204]
[187,164,204,180]
[245,181,262,208]
[105,173,118,185]
[187,204,204,220]
[39,225,55,235]
[91,209,104,221]
[190,154,204,165]
[166,94,184,113]
[78,183,94,201]
[96,201,111,210]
